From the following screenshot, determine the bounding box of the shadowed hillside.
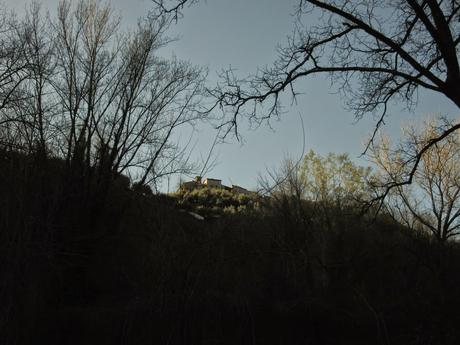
[1,150,460,345]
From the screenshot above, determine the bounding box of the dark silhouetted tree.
[0,0,207,188]
[155,0,460,193]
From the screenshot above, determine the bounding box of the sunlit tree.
[299,150,371,207]
[371,117,460,242]
[261,150,371,216]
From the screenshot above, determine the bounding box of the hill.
[1,150,460,344]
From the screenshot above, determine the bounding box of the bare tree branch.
[370,116,460,242]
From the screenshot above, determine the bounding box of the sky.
[3,0,459,191]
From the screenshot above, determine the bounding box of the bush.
[173,187,261,217]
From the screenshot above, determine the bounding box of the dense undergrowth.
[173,187,261,216]
[1,150,460,345]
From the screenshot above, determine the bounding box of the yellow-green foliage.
[300,150,371,206]
[174,187,259,216]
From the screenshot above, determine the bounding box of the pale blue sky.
[4,0,459,191]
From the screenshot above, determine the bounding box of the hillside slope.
[1,151,459,344]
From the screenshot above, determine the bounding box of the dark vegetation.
[1,149,460,345]
[1,1,460,344]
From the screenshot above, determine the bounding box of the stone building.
[203,178,222,188]
[180,176,204,191]
[179,176,250,194]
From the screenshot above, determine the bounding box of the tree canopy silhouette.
[154,0,460,191]
[0,1,207,189]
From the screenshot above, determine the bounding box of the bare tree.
[18,2,57,155]
[155,0,460,192]
[370,117,460,242]
[0,0,207,189]
[52,0,122,170]
[151,0,199,22]
[0,8,32,149]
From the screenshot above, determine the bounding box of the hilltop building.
[179,176,251,195]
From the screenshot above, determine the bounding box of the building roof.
[179,176,250,194]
